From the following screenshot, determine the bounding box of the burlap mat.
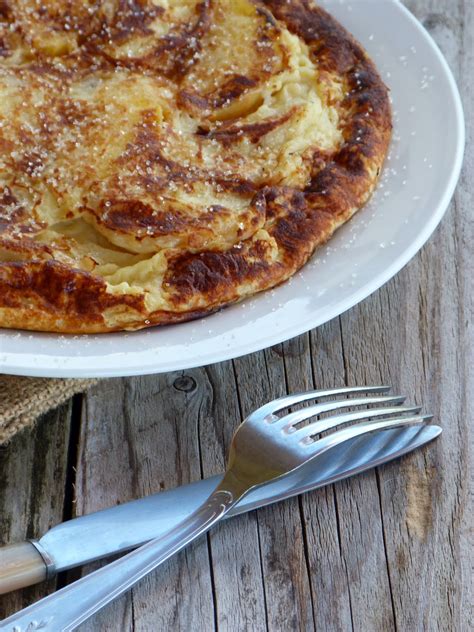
[0,376,98,445]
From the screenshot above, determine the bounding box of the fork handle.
[0,487,240,632]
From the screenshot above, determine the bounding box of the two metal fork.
[1,386,434,631]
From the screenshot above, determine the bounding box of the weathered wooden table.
[0,1,472,630]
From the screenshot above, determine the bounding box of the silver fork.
[1,386,433,632]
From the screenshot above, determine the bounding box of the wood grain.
[0,1,472,630]
[0,403,73,618]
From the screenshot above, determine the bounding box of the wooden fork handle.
[0,542,47,594]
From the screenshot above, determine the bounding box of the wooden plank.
[232,346,316,632]
[0,403,73,618]
[73,375,216,632]
[372,1,473,630]
[308,321,398,632]
[337,235,471,632]
[195,361,269,632]
[301,323,358,632]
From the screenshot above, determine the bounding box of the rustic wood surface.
[0,1,472,630]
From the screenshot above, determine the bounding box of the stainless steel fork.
[1,386,433,632]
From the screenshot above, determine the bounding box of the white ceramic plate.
[0,0,464,378]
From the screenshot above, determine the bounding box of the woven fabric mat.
[0,376,98,445]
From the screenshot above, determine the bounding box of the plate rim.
[0,0,466,378]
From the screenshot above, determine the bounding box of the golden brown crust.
[0,0,391,333]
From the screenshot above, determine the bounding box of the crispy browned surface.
[0,0,391,333]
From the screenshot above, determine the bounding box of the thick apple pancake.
[0,0,391,333]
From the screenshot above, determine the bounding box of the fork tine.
[299,415,434,456]
[246,386,391,422]
[269,395,406,430]
[285,405,421,438]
